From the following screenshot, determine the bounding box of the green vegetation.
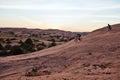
[0,38,4,43]
[0,29,73,56]
[5,44,12,50]
[37,46,45,51]
[24,38,33,45]
[6,38,11,44]
[10,45,24,55]
[0,43,4,50]
[41,42,46,47]
[20,38,35,53]
[48,39,56,47]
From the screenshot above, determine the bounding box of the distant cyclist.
[74,33,81,42]
[108,24,112,31]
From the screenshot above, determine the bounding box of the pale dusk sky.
[0,0,120,31]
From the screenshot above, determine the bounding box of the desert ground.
[0,24,120,80]
[0,28,78,56]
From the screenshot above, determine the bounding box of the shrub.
[25,67,38,76]
[51,39,55,42]
[33,39,39,42]
[88,53,92,55]
[69,37,74,41]
[0,38,4,43]
[0,43,4,50]
[8,31,14,35]
[20,38,35,52]
[10,38,16,40]
[6,38,11,44]
[60,37,68,42]
[18,40,23,44]
[56,35,61,39]
[41,42,46,47]
[0,50,9,56]
[5,44,12,50]
[48,41,56,48]
[22,38,34,52]
[37,46,45,51]
[24,38,33,45]
[10,45,24,55]
[31,34,38,37]
[20,43,35,52]
[25,67,51,76]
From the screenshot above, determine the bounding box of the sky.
[0,0,120,32]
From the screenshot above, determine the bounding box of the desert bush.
[48,41,56,48]
[51,39,55,42]
[69,37,74,41]
[20,42,35,52]
[8,31,14,35]
[82,63,90,67]
[48,38,56,42]
[0,38,4,43]
[60,37,68,42]
[25,67,38,76]
[56,35,61,39]
[6,38,11,44]
[0,43,4,50]
[62,78,69,80]
[33,39,39,42]
[10,38,16,40]
[25,67,51,76]
[31,34,38,37]
[37,46,45,51]
[93,63,111,69]
[88,52,92,55]
[21,38,34,52]
[20,38,35,52]
[0,50,9,56]
[24,38,33,45]
[10,45,24,55]
[5,44,12,50]
[41,42,46,47]
[18,40,23,44]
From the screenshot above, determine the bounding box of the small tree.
[20,42,35,53]
[24,38,33,45]
[10,45,24,55]
[20,38,35,53]
[48,40,56,48]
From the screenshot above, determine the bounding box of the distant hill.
[0,28,89,37]
[0,28,75,37]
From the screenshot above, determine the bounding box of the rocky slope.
[0,24,120,80]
